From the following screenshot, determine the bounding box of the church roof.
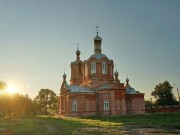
[125,78,140,94]
[88,53,109,60]
[66,84,94,93]
[72,59,83,64]
[126,87,139,94]
[99,84,110,89]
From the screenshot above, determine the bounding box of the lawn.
[0,113,180,135]
[0,116,121,135]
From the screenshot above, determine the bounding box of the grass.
[86,112,180,129]
[0,112,180,135]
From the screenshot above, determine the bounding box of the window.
[104,100,109,111]
[102,62,107,74]
[72,100,77,111]
[91,62,96,74]
[78,63,82,75]
[111,65,113,76]
[85,63,88,77]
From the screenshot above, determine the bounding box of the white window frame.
[72,100,77,111]
[91,62,96,74]
[102,62,107,74]
[104,100,109,111]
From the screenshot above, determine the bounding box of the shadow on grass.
[1,113,180,135]
[39,116,123,135]
[84,112,180,133]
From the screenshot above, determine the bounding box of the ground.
[0,113,180,135]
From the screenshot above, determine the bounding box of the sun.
[7,85,17,94]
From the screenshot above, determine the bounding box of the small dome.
[63,73,66,78]
[94,31,102,41]
[76,49,80,54]
[94,35,102,41]
[114,71,119,75]
[126,78,129,83]
[75,45,81,60]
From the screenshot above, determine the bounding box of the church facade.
[58,32,145,117]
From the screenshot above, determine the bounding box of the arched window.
[104,100,109,111]
[91,62,96,74]
[72,100,77,111]
[111,65,113,76]
[85,63,88,77]
[102,62,107,74]
[78,63,82,75]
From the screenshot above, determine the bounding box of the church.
[58,31,145,117]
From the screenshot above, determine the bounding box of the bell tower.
[70,44,83,85]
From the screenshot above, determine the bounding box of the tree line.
[145,80,179,108]
[0,81,58,118]
[1,80,179,117]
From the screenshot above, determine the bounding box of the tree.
[151,80,178,106]
[0,81,7,90]
[34,89,58,115]
[0,93,34,118]
[145,100,154,108]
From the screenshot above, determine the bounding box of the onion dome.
[114,70,119,80]
[94,33,102,41]
[114,71,119,76]
[76,49,80,55]
[125,78,130,88]
[94,28,102,54]
[126,78,129,84]
[76,49,80,60]
[94,26,102,41]
[76,44,81,60]
[125,78,140,94]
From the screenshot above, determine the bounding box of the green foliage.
[0,81,7,90]
[151,80,178,106]
[0,93,34,118]
[34,89,58,115]
[144,100,154,108]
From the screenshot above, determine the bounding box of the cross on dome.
[96,26,99,36]
[115,65,117,72]
[77,43,79,51]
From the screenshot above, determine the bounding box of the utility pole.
[173,83,180,106]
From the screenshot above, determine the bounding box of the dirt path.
[123,125,180,135]
[72,125,180,135]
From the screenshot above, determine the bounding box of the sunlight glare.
[7,85,17,94]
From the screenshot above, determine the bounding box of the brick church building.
[58,31,145,117]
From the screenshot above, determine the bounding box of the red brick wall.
[126,94,145,114]
[60,93,97,117]
[146,105,180,113]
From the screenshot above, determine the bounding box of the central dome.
[88,53,109,60]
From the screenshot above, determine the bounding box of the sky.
[0,0,180,100]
